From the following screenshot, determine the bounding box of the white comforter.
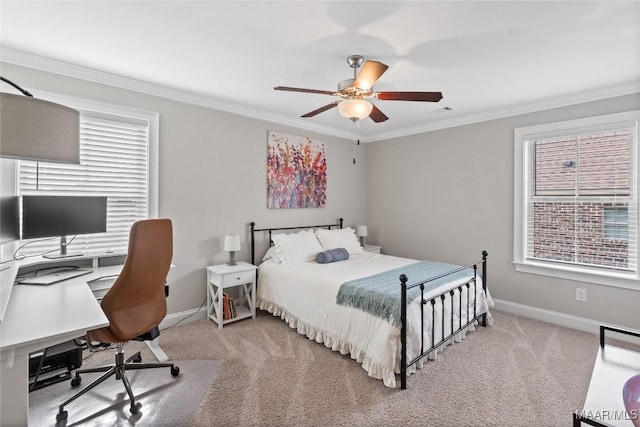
[257,252,493,387]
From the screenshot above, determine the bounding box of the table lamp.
[224,234,241,266]
[356,225,368,247]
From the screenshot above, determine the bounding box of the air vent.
[428,106,453,115]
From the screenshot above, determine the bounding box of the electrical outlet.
[576,288,587,302]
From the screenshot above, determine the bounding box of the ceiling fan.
[274,55,443,123]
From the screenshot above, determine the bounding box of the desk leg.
[1,352,29,426]
[145,338,169,362]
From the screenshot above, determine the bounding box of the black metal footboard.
[399,250,488,389]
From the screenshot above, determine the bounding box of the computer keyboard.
[17,269,93,286]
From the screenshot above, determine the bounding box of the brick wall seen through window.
[528,129,633,271]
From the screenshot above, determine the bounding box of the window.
[15,93,159,257]
[514,111,639,288]
[603,207,629,241]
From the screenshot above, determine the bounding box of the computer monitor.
[0,196,20,244]
[21,195,107,258]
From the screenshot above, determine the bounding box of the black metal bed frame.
[249,218,489,389]
[249,218,344,265]
[399,250,488,389]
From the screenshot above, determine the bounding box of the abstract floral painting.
[267,131,326,208]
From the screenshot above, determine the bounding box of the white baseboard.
[159,306,207,331]
[492,298,639,343]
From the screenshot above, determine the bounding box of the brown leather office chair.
[57,219,180,423]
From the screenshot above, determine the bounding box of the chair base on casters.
[56,343,179,423]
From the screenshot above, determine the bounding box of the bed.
[250,219,492,389]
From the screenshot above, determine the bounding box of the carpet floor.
[189,310,597,427]
[28,309,640,427]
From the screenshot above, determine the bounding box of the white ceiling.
[1,1,639,141]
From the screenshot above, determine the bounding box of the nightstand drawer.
[220,270,254,286]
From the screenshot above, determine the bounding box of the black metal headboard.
[249,218,343,265]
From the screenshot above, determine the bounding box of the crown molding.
[0,48,356,141]
[365,80,640,142]
[3,48,638,144]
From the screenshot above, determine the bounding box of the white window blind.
[514,110,640,288]
[18,112,150,257]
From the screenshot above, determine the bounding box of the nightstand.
[206,261,257,329]
[363,244,381,254]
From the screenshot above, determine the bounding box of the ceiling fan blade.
[274,86,335,95]
[354,61,388,90]
[301,102,339,118]
[377,91,443,102]
[369,104,389,123]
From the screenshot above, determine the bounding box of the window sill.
[512,261,640,290]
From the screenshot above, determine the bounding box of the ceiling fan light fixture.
[275,55,442,123]
[337,99,373,122]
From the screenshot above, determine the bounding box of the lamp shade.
[0,92,80,163]
[224,234,241,252]
[356,225,368,237]
[337,99,373,121]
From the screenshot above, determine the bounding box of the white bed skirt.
[257,254,493,388]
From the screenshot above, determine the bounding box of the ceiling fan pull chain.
[353,120,361,164]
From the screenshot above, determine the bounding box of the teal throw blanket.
[336,261,476,328]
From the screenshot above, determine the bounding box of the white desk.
[0,266,109,426]
[0,253,173,425]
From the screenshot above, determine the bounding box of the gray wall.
[4,61,639,330]
[1,63,367,316]
[366,93,640,329]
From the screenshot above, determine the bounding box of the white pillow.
[271,229,324,264]
[261,246,282,263]
[315,227,364,255]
